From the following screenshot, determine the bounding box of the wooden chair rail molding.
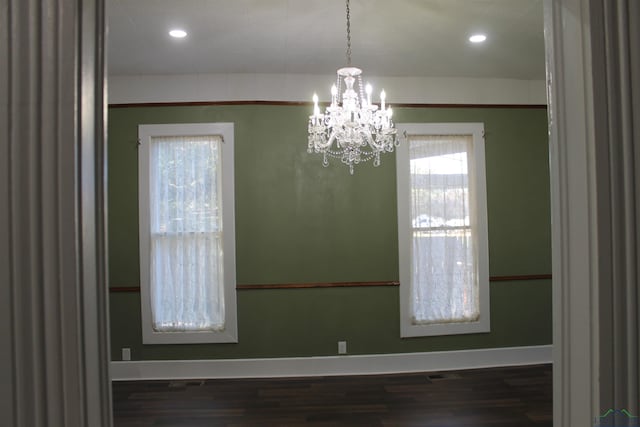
[109,274,552,292]
[236,281,399,290]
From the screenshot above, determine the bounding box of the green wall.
[108,104,551,361]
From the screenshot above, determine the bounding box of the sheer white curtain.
[409,134,479,324]
[149,135,225,331]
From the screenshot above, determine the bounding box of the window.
[138,123,237,344]
[396,123,489,337]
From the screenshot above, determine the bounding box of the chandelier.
[307,0,398,175]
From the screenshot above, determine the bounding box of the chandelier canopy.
[307,0,398,175]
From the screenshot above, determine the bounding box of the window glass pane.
[151,234,224,331]
[409,135,478,324]
[150,135,221,234]
[411,229,477,323]
[148,135,224,331]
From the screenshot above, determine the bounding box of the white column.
[545,1,600,424]
[546,0,640,425]
[0,0,111,426]
[589,0,640,419]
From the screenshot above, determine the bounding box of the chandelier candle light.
[307,0,398,175]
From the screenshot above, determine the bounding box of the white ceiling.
[107,0,545,80]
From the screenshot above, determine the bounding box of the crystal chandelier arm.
[363,131,377,149]
[308,118,338,151]
[316,130,337,150]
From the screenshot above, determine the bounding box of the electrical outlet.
[338,341,347,354]
[122,347,131,361]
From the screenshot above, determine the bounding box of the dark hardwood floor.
[112,364,552,426]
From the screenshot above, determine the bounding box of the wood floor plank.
[113,364,552,426]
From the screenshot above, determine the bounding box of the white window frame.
[138,123,237,344]
[396,123,490,337]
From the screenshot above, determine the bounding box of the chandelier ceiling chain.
[345,0,351,66]
[307,0,398,175]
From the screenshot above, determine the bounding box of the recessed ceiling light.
[469,34,487,43]
[169,29,187,38]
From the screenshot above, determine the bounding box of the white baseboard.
[110,345,552,381]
